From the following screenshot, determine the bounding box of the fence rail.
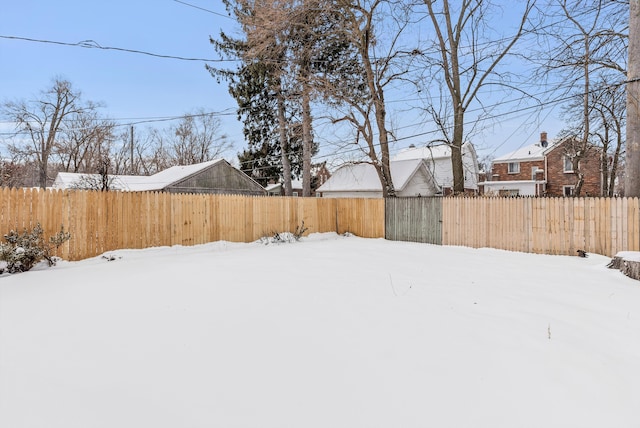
[1,188,638,261]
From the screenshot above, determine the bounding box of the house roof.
[265,179,303,192]
[316,159,430,192]
[53,159,226,191]
[493,141,557,163]
[393,141,475,161]
[394,144,452,161]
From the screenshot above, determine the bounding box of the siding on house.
[400,166,439,196]
[394,141,479,191]
[167,161,266,195]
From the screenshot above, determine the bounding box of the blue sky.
[0,1,243,148]
[0,0,565,167]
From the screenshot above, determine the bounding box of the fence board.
[385,197,442,244]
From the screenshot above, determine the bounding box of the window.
[564,155,574,173]
[531,166,539,180]
[508,162,520,174]
[563,185,575,197]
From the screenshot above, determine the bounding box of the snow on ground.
[1,233,639,428]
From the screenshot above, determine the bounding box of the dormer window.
[508,162,520,174]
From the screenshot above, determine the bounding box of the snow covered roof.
[493,140,557,163]
[393,141,475,161]
[265,180,303,192]
[394,144,451,161]
[131,159,224,191]
[316,159,427,192]
[53,159,225,191]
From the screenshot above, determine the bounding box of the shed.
[53,159,267,196]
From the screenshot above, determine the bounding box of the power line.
[0,35,235,63]
[173,0,234,19]
[0,109,238,136]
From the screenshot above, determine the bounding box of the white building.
[316,159,439,198]
[393,141,479,193]
[317,142,479,198]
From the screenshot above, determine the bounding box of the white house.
[316,158,439,198]
[265,179,304,196]
[393,141,480,193]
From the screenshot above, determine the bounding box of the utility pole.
[130,125,135,174]
[626,1,640,196]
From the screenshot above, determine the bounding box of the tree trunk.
[575,33,591,197]
[277,88,293,196]
[451,106,465,194]
[301,73,313,197]
[374,98,395,198]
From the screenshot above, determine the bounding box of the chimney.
[540,131,548,148]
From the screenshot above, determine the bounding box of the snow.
[316,159,425,192]
[1,233,640,428]
[53,159,224,191]
[393,143,453,160]
[616,251,640,262]
[493,141,555,162]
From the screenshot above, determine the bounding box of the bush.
[259,221,309,245]
[0,223,71,274]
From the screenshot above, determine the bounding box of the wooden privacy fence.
[384,196,640,257]
[0,188,385,261]
[1,187,638,261]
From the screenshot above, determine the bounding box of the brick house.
[480,132,603,197]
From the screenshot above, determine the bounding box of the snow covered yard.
[1,233,639,428]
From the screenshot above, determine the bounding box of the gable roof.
[317,159,432,192]
[53,159,227,191]
[493,140,560,163]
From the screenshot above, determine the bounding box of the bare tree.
[0,159,31,188]
[422,0,534,194]
[70,155,118,191]
[55,106,116,173]
[592,84,626,196]
[141,128,173,174]
[541,0,627,195]
[560,80,626,196]
[170,111,231,165]
[2,78,99,188]
[325,0,417,197]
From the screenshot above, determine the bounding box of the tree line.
[0,79,233,189]
[0,0,630,196]
[210,0,628,197]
